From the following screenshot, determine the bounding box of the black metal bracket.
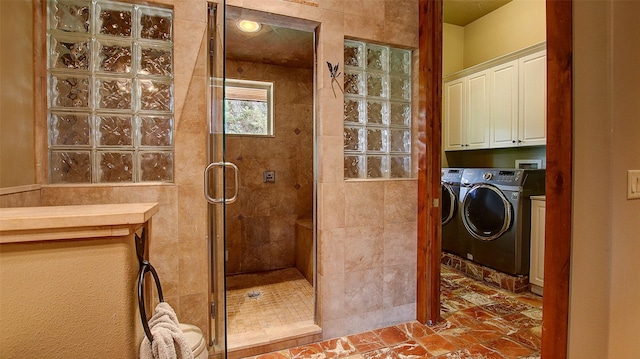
[135,227,164,343]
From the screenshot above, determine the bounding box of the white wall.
[443,23,464,76]
[571,0,640,357]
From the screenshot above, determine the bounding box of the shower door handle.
[204,162,239,204]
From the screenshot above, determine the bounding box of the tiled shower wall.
[12,0,420,341]
[224,59,314,275]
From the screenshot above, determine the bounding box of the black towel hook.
[135,227,164,343]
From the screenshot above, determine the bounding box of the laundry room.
[440,0,548,302]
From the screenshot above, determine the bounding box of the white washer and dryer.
[459,168,545,275]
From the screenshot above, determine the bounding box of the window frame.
[224,79,274,137]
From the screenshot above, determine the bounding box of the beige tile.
[173,130,207,186]
[344,225,384,271]
[316,39,344,92]
[149,241,181,298]
[319,8,345,50]
[242,0,322,22]
[318,182,345,230]
[318,228,346,275]
[320,271,345,320]
[111,185,179,243]
[178,292,209,335]
[384,0,418,26]
[383,180,418,224]
[383,222,417,267]
[344,181,385,227]
[318,135,344,183]
[344,268,384,314]
[178,185,208,243]
[174,0,208,22]
[383,263,416,307]
[384,21,419,49]
[344,6,384,42]
[317,88,344,137]
[174,20,207,77]
[179,238,209,296]
[0,188,41,208]
[40,185,114,206]
[319,0,344,11]
[176,76,207,132]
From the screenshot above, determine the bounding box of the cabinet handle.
[518,140,522,143]
[512,140,516,143]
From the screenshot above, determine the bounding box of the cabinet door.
[465,70,491,149]
[490,60,519,148]
[519,51,547,146]
[530,199,546,289]
[443,78,465,151]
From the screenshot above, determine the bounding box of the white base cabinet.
[530,196,546,295]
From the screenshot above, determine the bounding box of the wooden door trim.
[416,0,443,325]
[416,0,573,356]
[541,1,572,357]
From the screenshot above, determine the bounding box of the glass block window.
[46,0,174,183]
[344,40,412,179]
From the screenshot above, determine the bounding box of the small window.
[225,79,273,136]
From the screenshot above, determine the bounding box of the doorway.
[206,4,320,356]
[418,1,572,357]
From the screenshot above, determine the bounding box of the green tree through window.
[224,79,273,136]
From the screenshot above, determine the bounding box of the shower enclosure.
[205,2,318,356]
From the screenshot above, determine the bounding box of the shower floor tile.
[226,267,314,337]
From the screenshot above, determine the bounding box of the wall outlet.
[628,170,640,200]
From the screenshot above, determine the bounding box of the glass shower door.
[205,1,234,356]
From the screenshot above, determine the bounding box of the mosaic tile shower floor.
[226,267,315,336]
[244,266,542,359]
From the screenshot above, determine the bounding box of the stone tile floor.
[244,266,542,358]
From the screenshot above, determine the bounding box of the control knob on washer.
[483,172,493,180]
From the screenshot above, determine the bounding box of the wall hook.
[327,61,343,97]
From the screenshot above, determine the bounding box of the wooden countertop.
[531,195,546,201]
[0,203,159,243]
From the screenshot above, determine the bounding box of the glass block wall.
[46,0,174,183]
[343,40,412,179]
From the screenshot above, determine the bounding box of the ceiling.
[225,20,314,69]
[444,0,512,26]
[224,1,512,68]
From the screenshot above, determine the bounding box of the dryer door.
[441,183,456,225]
[462,184,512,241]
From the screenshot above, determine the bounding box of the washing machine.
[441,168,468,258]
[459,168,545,275]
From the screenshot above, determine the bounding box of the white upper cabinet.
[466,70,491,149]
[443,70,490,151]
[518,50,547,146]
[489,60,519,147]
[443,78,465,150]
[444,45,547,151]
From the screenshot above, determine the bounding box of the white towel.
[139,302,194,359]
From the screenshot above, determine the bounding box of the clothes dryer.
[459,168,545,275]
[441,168,469,258]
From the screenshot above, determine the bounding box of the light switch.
[628,170,640,200]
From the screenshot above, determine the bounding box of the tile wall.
[224,59,314,275]
[3,0,421,342]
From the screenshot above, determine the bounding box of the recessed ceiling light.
[236,20,261,33]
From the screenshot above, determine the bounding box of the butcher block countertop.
[0,203,159,243]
